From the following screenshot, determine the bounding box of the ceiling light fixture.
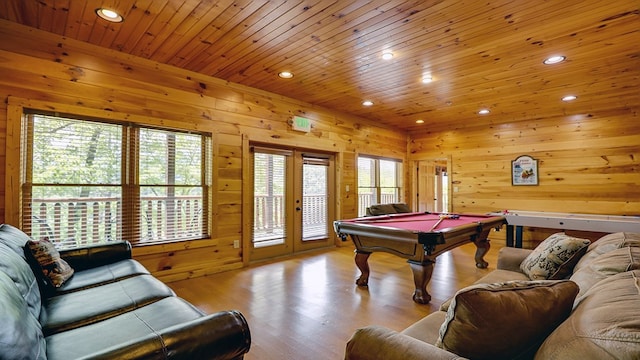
[278,71,294,79]
[478,109,490,115]
[415,119,424,124]
[543,55,566,65]
[95,8,124,23]
[422,75,433,84]
[562,95,577,102]
[362,100,374,106]
[382,51,394,60]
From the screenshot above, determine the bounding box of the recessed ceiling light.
[95,8,124,23]
[422,75,433,84]
[415,119,424,124]
[382,51,394,60]
[362,100,374,106]
[478,109,490,115]
[278,71,294,79]
[562,95,577,102]
[543,55,566,65]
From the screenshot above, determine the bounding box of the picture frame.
[512,155,538,186]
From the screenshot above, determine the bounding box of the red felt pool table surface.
[343,213,495,233]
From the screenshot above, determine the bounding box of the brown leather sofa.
[345,232,640,359]
[0,224,251,360]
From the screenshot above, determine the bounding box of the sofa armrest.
[158,309,251,360]
[58,241,132,271]
[75,310,251,360]
[496,247,533,272]
[345,326,468,360]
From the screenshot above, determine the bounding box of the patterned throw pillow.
[26,239,74,288]
[520,232,591,280]
[436,280,579,360]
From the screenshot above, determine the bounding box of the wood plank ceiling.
[0,0,638,132]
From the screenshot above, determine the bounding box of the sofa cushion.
[574,232,640,272]
[0,242,42,319]
[520,232,590,280]
[26,239,75,289]
[436,280,578,360]
[535,270,640,360]
[570,246,640,302]
[45,297,206,360]
[55,258,150,294]
[41,274,175,335]
[0,223,32,257]
[0,271,46,360]
[401,311,448,345]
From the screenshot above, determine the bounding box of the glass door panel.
[252,150,292,260]
[301,158,329,241]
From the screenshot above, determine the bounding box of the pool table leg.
[408,261,434,304]
[472,231,491,268]
[354,250,371,287]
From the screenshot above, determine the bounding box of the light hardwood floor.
[168,241,504,360]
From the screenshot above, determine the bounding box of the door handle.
[296,207,301,211]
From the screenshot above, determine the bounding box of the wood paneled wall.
[409,109,640,246]
[0,20,407,281]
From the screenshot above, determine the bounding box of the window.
[22,112,211,248]
[357,156,403,216]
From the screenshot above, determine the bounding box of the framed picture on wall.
[512,155,538,186]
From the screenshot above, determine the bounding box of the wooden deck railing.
[31,193,396,247]
[253,194,329,243]
[30,196,203,247]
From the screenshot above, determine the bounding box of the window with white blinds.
[22,112,211,248]
[357,156,403,216]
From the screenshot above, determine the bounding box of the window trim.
[5,97,217,246]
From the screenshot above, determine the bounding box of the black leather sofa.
[0,224,251,360]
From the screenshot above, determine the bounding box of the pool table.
[333,212,506,304]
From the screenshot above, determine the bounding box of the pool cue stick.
[429,216,445,231]
[357,217,442,224]
[429,214,459,231]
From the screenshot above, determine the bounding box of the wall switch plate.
[233,240,240,249]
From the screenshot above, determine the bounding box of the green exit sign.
[292,116,311,132]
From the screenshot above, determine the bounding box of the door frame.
[411,156,452,213]
[292,151,336,253]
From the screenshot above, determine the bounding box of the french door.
[250,146,334,261]
[415,158,451,213]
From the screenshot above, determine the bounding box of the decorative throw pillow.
[26,239,74,288]
[520,232,590,280]
[435,280,579,360]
